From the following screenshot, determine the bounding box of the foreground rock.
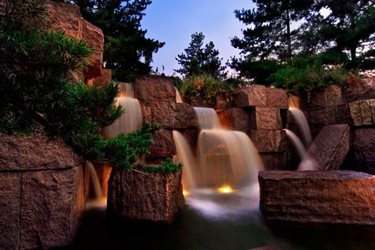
[107,169,185,224]
[259,171,375,227]
[299,124,350,170]
[0,134,86,250]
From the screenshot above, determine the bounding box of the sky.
[141,0,255,76]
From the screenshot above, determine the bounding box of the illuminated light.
[218,185,233,194]
[183,190,189,196]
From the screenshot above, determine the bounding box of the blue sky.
[142,0,255,76]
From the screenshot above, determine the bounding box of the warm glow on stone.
[183,190,189,196]
[218,185,233,194]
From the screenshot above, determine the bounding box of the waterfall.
[284,129,307,160]
[289,107,312,148]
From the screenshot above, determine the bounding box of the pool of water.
[55,193,375,250]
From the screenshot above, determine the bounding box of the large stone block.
[259,152,288,170]
[345,78,375,102]
[349,99,375,126]
[135,75,176,102]
[266,88,288,109]
[233,85,267,108]
[107,169,185,224]
[259,171,375,227]
[82,20,104,79]
[218,108,253,133]
[0,134,80,171]
[215,92,232,110]
[300,124,350,171]
[0,173,21,250]
[250,130,287,153]
[46,1,83,40]
[255,107,283,130]
[173,103,198,129]
[87,68,112,87]
[149,129,176,157]
[310,85,346,108]
[20,167,85,250]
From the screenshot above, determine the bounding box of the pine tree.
[175,32,226,79]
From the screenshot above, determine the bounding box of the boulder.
[107,169,185,224]
[82,20,104,79]
[87,68,112,87]
[300,124,350,171]
[254,107,283,130]
[349,99,375,126]
[266,88,288,109]
[309,85,346,108]
[149,129,176,157]
[134,75,176,102]
[345,78,375,102]
[46,1,83,40]
[218,108,252,133]
[259,170,375,227]
[233,85,267,108]
[20,167,85,250]
[173,103,198,129]
[344,128,375,174]
[0,134,80,171]
[250,130,287,153]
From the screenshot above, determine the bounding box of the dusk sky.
[142,0,255,76]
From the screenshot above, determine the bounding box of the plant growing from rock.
[0,0,165,170]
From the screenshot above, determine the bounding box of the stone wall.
[0,134,87,250]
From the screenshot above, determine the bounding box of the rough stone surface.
[255,107,283,130]
[46,1,83,40]
[233,85,267,108]
[260,152,288,170]
[349,99,375,126]
[107,169,185,224]
[343,128,375,174]
[20,167,85,250]
[259,170,375,227]
[300,124,350,171]
[0,173,21,250]
[310,85,346,108]
[149,129,176,157]
[250,245,283,250]
[218,108,252,133]
[215,92,232,110]
[266,88,288,109]
[135,75,176,102]
[82,20,104,79]
[173,103,198,129]
[346,78,375,102]
[0,134,80,171]
[251,130,287,153]
[87,68,112,87]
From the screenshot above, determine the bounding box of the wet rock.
[250,130,287,153]
[344,128,375,174]
[0,134,80,171]
[255,107,283,130]
[172,103,198,129]
[134,75,176,102]
[0,173,21,250]
[266,88,288,109]
[300,124,350,171]
[149,129,176,157]
[218,108,252,133]
[82,20,104,79]
[310,85,346,108]
[349,99,375,126]
[20,167,85,250]
[107,168,185,224]
[46,1,83,40]
[233,85,267,108]
[259,170,375,227]
[346,78,375,102]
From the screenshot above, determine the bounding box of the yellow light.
[183,190,189,196]
[218,185,233,194]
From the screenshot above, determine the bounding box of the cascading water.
[284,129,307,160]
[86,161,103,201]
[288,107,312,148]
[175,87,183,103]
[173,106,263,217]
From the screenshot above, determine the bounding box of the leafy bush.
[137,157,182,174]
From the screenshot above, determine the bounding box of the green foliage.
[175,74,235,106]
[175,32,226,79]
[66,0,164,82]
[0,0,159,170]
[137,157,182,174]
